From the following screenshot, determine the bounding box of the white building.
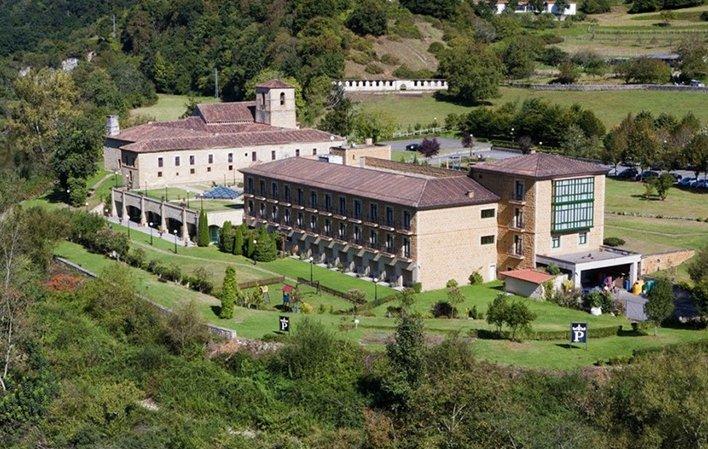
[103,80,345,190]
[495,1,577,15]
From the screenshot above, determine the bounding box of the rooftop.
[255,79,293,89]
[471,153,607,180]
[240,157,499,209]
[538,247,642,266]
[109,99,341,153]
[499,268,554,285]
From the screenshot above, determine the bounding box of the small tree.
[446,286,465,318]
[504,300,536,341]
[652,173,675,200]
[418,137,441,158]
[644,279,675,335]
[398,288,415,311]
[219,266,238,319]
[243,230,255,258]
[486,294,509,334]
[517,136,534,154]
[220,221,234,253]
[233,225,245,255]
[197,208,209,247]
[253,228,277,262]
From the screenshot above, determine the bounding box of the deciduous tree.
[644,279,675,335]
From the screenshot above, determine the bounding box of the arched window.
[280,92,285,106]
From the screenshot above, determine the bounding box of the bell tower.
[254,80,297,129]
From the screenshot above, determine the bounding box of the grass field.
[605,179,708,219]
[360,88,708,130]
[132,94,220,121]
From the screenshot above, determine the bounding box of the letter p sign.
[570,323,587,344]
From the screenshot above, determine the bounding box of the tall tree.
[438,40,503,104]
[5,69,79,177]
[197,208,209,247]
[644,279,675,335]
[220,267,238,319]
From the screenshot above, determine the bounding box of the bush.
[618,57,671,84]
[125,248,146,268]
[411,282,422,293]
[161,264,182,282]
[468,305,483,319]
[427,41,445,56]
[468,272,483,285]
[300,302,314,314]
[190,267,213,294]
[581,0,611,13]
[546,263,561,275]
[365,63,384,75]
[604,237,626,247]
[431,301,458,318]
[380,54,400,65]
[539,47,569,67]
[346,289,367,305]
[446,279,459,288]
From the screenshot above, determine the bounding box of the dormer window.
[280,92,285,106]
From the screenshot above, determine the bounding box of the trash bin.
[624,279,631,291]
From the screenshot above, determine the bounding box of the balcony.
[508,246,525,259]
[508,220,525,231]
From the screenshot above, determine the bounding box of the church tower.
[254,80,297,129]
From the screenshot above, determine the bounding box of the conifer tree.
[220,266,238,319]
[197,207,209,247]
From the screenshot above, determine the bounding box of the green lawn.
[360,88,708,130]
[605,178,708,219]
[144,187,194,202]
[131,94,220,121]
[604,214,708,255]
[53,240,707,369]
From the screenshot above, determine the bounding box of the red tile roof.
[500,269,554,284]
[256,79,293,89]
[471,153,607,180]
[196,102,255,124]
[109,101,342,153]
[240,157,499,209]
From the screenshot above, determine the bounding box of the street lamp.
[173,229,178,254]
[373,277,379,301]
[308,256,314,282]
[149,222,154,245]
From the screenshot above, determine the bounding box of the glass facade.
[551,177,594,232]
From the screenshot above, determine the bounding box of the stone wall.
[415,203,499,289]
[508,83,708,93]
[336,79,448,93]
[640,249,696,275]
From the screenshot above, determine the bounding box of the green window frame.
[551,177,594,232]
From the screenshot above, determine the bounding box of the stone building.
[103,80,345,190]
[470,153,640,288]
[240,152,641,291]
[240,157,500,290]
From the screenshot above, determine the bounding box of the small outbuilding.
[500,269,556,299]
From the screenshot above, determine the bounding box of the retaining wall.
[507,83,708,92]
[640,249,696,275]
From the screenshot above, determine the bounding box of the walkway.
[617,290,647,322]
[106,215,196,247]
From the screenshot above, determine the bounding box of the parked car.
[635,170,658,182]
[405,143,421,151]
[690,179,708,189]
[690,79,705,88]
[677,177,696,187]
[669,173,682,183]
[615,167,639,179]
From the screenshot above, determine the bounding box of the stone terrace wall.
[336,79,448,93]
[362,157,463,178]
[640,249,696,276]
[508,83,708,93]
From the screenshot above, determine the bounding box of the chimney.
[106,115,120,137]
[466,190,475,199]
[365,137,373,146]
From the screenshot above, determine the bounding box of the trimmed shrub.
[411,282,422,293]
[346,289,367,305]
[469,272,483,285]
[446,279,459,288]
[546,263,561,275]
[431,301,458,318]
[603,237,625,247]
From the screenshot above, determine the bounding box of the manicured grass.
[131,94,220,121]
[144,187,194,202]
[54,240,707,369]
[360,88,708,130]
[605,178,708,219]
[604,214,708,255]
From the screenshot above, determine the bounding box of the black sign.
[570,322,588,344]
[279,315,290,332]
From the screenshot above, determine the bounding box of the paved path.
[106,215,196,247]
[618,290,648,322]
